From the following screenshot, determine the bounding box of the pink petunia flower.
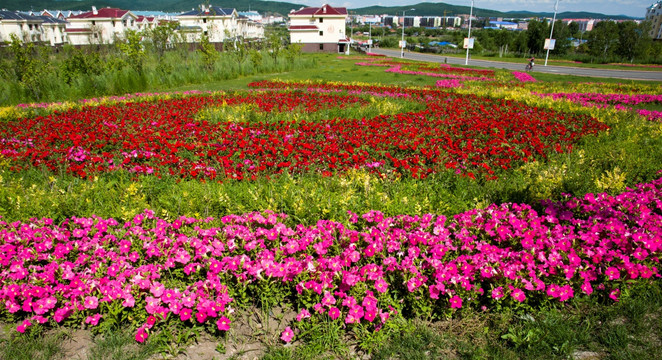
[216,316,231,331]
[449,295,463,309]
[280,326,294,343]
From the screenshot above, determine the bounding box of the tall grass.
[0,46,317,106]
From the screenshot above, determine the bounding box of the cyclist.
[526,57,535,71]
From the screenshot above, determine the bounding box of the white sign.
[399,40,407,48]
[544,38,556,50]
[367,39,373,45]
[463,38,474,49]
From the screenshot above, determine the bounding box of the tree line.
[352,19,662,64]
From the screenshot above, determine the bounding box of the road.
[368,48,662,82]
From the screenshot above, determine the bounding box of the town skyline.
[300,0,654,18]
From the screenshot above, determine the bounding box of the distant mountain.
[2,0,307,16]
[3,0,638,20]
[352,2,636,20]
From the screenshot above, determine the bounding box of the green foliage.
[587,21,620,60]
[145,22,179,59]
[525,19,548,55]
[4,34,48,100]
[0,324,66,360]
[266,32,283,64]
[60,46,104,84]
[118,30,147,74]
[87,329,159,360]
[198,33,220,69]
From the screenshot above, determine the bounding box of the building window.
[203,18,207,23]
[319,31,323,36]
[92,21,96,25]
[319,44,324,50]
[319,18,323,23]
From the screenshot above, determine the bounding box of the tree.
[586,21,619,60]
[567,22,580,38]
[525,19,548,55]
[118,29,146,74]
[549,20,572,55]
[198,33,219,69]
[6,34,47,100]
[493,29,514,57]
[147,22,179,59]
[266,32,282,64]
[616,21,652,62]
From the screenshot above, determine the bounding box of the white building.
[176,6,263,45]
[65,7,139,45]
[646,1,662,40]
[37,16,67,46]
[0,10,43,44]
[288,4,349,53]
[237,15,265,39]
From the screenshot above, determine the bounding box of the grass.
[0,325,67,360]
[87,330,159,360]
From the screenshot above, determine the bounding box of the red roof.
[136,16,155,22]
[290,4,348,16]
[69,8,129,19]
[288,25,319,30]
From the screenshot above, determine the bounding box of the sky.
[306,0,656,18]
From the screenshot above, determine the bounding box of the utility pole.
[401,9,415,58]
[465,0,474,65]
[544,0,559,66]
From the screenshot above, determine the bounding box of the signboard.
[399,40,407,48]
[463,38,474,49]
[367,39,373,45]
[544,38,556,50]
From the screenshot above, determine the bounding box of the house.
[288,4,349,53]
[66,7,139,46]
[136,16,158,31]
[646,1,662,40]
[176,6,242,44]
[0,10,44,44]
[37,15,67,46]
[237,14,265,39]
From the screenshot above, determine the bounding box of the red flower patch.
[0,82,608,181]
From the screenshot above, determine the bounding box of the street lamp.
[465,0,474,65]
[401,8,415,58]
[544,0,560,66]
[369,21,372,53]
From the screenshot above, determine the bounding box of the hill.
[3,0,637,20]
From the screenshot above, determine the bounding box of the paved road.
[369,48,662,82]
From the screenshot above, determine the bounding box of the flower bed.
[0,82,608,181]
[534,92,662,121]
[1,176,661,342]
[512,71,537,83]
